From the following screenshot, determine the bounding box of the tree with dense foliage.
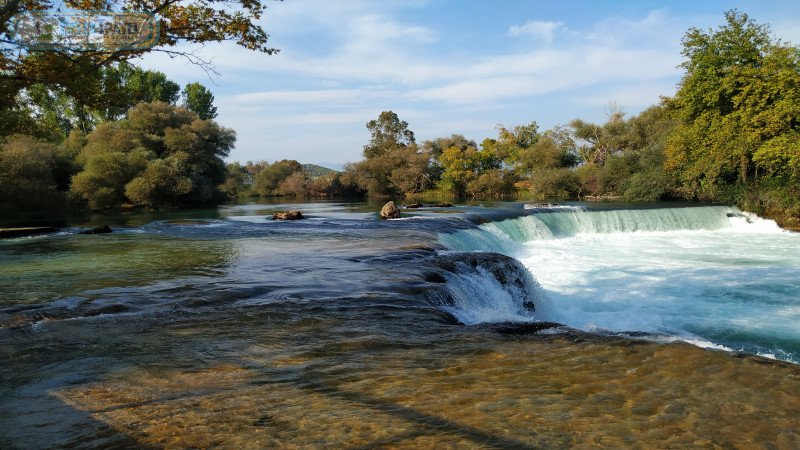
[182,82,218,119]
[1,0,278,137]
[0,135,66,215]
[253,159,303,196]
[666,10,800,217]
[70,101,234,209]
[438,138,511,197]
[345,111,433,196]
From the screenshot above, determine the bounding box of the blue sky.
[139,1,800,169]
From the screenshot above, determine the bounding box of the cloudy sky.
[139,0,800,169]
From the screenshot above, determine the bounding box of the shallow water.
[2,200,800,448]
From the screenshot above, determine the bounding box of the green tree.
[125,156,194,208]
[182,82,218,119]
[253,160,303,196]
[346,111,432,196]
[219,162,249,198]
[666,10,800,205]
[363,111,415,159]
[0,135,65,215]
[70,101,235,209]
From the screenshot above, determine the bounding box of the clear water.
[3,201,800,447]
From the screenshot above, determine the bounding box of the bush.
[530,168,580,200]
[0,135,66,215]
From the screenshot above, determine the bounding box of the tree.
[70,101,235,209]
[1,0,278,136]
[253,160,303,196]
[346,111,432,196]
[0,135,65,214]
[182,82,218,119]
[363,111,415,159]
[125,156,194,208]
[570,104,628,166]
[666,10,800,203]
[71,150,150,210]
[277,171,307,197]
[219,162,249,198]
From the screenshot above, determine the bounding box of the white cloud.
[138,4,693,164]
[226,88,392,105]
[509,20,565,42]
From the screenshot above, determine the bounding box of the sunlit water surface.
[1,200,800,448]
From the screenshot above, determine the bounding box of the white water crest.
[425,253,550,325]
[440,205,800,363]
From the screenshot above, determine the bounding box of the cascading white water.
[425,253,550,325]
[439,205,800,363]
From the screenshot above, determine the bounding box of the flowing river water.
[1,200,800,448]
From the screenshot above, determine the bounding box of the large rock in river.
[380,201,401,219]
[272,211,304,220]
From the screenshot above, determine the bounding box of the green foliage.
[71,151,149,210]
[516,126,578,176]
[219,162,249,198]
[530,168,581,200]
[1,0,278,132]
[253,159,303,196]
[466,169,517,198]
[125,157,194,208]
[363,111,416,159]
[0,135,65,215]
[572,104,677,201]
[69,101,234,210]
[182,82,218,120]
[438,137,511,198]
[666,10,800,203]
[347,111,431,196]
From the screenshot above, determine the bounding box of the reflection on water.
[1,200,800,447]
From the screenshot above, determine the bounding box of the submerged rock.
[431,203,453,208]
[79,225,113,234]
[404,203,423,209]
[380,201,401,219]
[272,211,304,220]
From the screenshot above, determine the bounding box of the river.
[1,200,799,448]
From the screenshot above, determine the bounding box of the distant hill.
[302,164,339,178]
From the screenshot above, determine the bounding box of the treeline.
[220,160,362,199]
[2,11,799,227]
[336,106,672,202]
[0,60,235,217]
[335,11,800,225]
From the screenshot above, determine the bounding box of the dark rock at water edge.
[404,203,423,209]
[79,225,113,234]
[431,203,453,208]
[380,201,401,219]
[0,227,57,239]
[272,211,304,220]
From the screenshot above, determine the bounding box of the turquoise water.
[2,201,800,447]
[440,205,800,363]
